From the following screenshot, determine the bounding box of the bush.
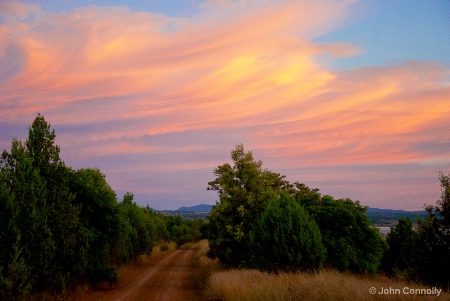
[87,265,118,288]
[382,216,418,279]
[296,192,386,273]
[249,193,325,273]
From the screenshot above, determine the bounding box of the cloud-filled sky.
[1,0,449,210]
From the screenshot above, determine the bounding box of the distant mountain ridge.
[174,205,426,226]
[176,204,214,212]
[366,207,426,226]
[176,205,424,214]
[366,208,424,214]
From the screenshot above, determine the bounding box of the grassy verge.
[204,269,449,301]
[191,241,448,301]
[179,239,222,292]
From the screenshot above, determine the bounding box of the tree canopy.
[207,144,289,267]
[207,144,385,273]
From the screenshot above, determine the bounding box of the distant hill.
[366,208,426,226]
[366,208,424,214]
[177,204,214,212]
[170,204,426,225]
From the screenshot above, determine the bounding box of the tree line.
[205,144,450,288]
[0,114,205,300]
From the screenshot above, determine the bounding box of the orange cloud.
[1,1,448,210]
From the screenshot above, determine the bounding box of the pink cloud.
[0,1,448,209]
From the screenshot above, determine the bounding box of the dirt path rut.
[73,250,204,301]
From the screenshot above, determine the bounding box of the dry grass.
[205,269,450,301]
[187,240,450,301]
[149,241,177,258]
[135,241,177,264]
[178,240,208,251]
[180,239,222,292]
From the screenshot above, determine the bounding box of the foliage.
[382,216,418,279]
[0,115,86,294]
[296,190,386,273]
[3,238,31,300]
[165,215,206,246]
[414,172,450,287]
[69,168,119,285]
[380,172,450,288]
[0,114,201,298]
[207,144,289,267]
[115,193,156,263]
[249,193,325,273]
[207,144,386,274]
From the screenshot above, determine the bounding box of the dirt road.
[72,250,204,301]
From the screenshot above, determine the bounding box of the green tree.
[207,144,289,267]
[0,171,32,300]
[414,172,450,287]
[207,144,386,273]
[295,189,386,273]
[3,237,31,300]
[435,172,450,232]
[0,169,18,282]
[116,193,156,262]
[249,193,325,273]
[69,168,118,285]
[25,114,85,292]
[0,114,88,293]
[0,139,54,293]
[164,216,206,246]
[383,216,418,279]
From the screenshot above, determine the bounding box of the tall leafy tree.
[207,144,289,267]
[26,114,85,292]
[69,168,118,284]
[0,114,87,293]
[116,193,156,263]
[0,139,54,292]
[0,168,32,300]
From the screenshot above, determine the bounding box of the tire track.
[94,250,202,301]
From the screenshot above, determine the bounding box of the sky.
[0,0,449,210]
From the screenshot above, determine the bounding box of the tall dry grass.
[178,239,209,251]
[149,241,177,258]
[205,269,450,301]
[130,240,178,265]
[191,240,449,300]
[181,239,223,291]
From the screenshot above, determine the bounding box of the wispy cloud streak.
[0,0,448,209]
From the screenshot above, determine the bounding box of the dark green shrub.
[383,216,418,279]
[296,192,386,273]
[249,193,325,273]
[87,265,118,288]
